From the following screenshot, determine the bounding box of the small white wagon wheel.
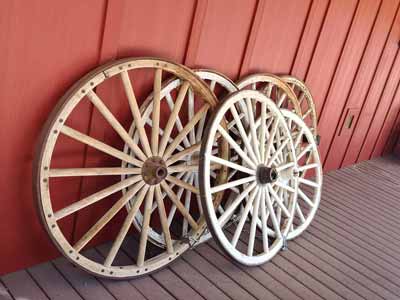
[199,89,298,266]
[122,69,238,247]
[236,73,302,118]
[281,75,319,143]
[280,109,322,240]
[34,58,225,279]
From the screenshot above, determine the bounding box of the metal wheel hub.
[256,165,278,185]
[142,156,168,185]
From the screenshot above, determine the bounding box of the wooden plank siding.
[1,0,400,274]
[2,156,400,300]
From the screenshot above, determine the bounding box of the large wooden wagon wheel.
[199,89,297,266]
[280,109,322,240]
[33,58,227,279]
[281,75,319,142]
[122,69,238,247]
[236,73,302,118]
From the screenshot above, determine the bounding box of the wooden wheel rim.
[281,75,318,138]
[34,57,219,279]
[236,73,302,117]
[200,90,297,266]
[280,109,322,240]
[123,69,238,247]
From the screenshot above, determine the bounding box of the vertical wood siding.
[1,0,400,274]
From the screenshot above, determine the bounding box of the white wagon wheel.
[281,75,319,143]
[122,69,238,247]
[236,73,302,118]
[199,89,298,266]
[280,109,322,240]
[33,57,227,279]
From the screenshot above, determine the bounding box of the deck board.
[2,156,400,299]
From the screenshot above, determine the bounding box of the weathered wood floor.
[1,156,400,300]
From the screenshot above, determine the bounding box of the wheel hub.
[142,156,168,185]
[256,165,278,184]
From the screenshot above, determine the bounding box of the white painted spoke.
[263,119,279,163]
[120,71,152,157]
[297,144,313,161]
[217,125,257,169]
[293,128,305,149]
[209,155,255,175]
[245,98,261,162]
[296,202,306,223]
[303,108,312,119]
[231,187,259,247]
[275,162,295,172]
[260,187,269,252]
[248,188,261,256]
[210,176,256,194]
[297,163,319,172]
[268,185,290,217]
[274,181,296,194]
[229,105,259,164]
[265,185,282,239]
[61,126,143,167]
[49,167,141,177]
[276,93,287,108]
[268,138,290,167]
[218,182,257,227]
[259,102,267,162]
[195,113,207,142]
[298,177,319,188]
[298,188,314,207]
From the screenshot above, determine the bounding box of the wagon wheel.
[122,69,238,248]
[199,89,297,266]
[236,73,302,119]
[280,109,322,240]
[281,75,319,142]
[34,58,227,279]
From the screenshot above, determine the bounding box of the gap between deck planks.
[1,156,400,300]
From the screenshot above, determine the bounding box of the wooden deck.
[2,156,400,300]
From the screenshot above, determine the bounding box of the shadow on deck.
[1,156,400,300]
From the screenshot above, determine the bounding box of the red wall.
[1,0,400,274]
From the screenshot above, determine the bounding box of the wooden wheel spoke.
[73,181,145,252]
[303,108,312,119]
[151,68,162,155]
[210,175,256,194]
[293,128,305,149]
[217,125,256,169]
[259,102,267,162]
[166,142,201,166]
[165,175,199,194]
[167,172,191,225]
[263,119,279,163]
[49,167,141,177]
[145,118,185,152]
[137,186,155,267]
[160,181,198,230]
[188,89,196,145]
[297,144,313,161]
[54,175,142,220]
[87,90,147,161]
[120,71,152,157]
[182,174,194,236]
[165,92,191,148]
[276,93,287,108]
[155,185,174,253]
[61,126,143,167]
[231,187,259,247]
[104,185,149,267]
[159,82,190,156]
[295,202,306,223]
[274,181,295,194]
[163,104,210,159]
[297,163,318,172]
[275,162,295,172]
